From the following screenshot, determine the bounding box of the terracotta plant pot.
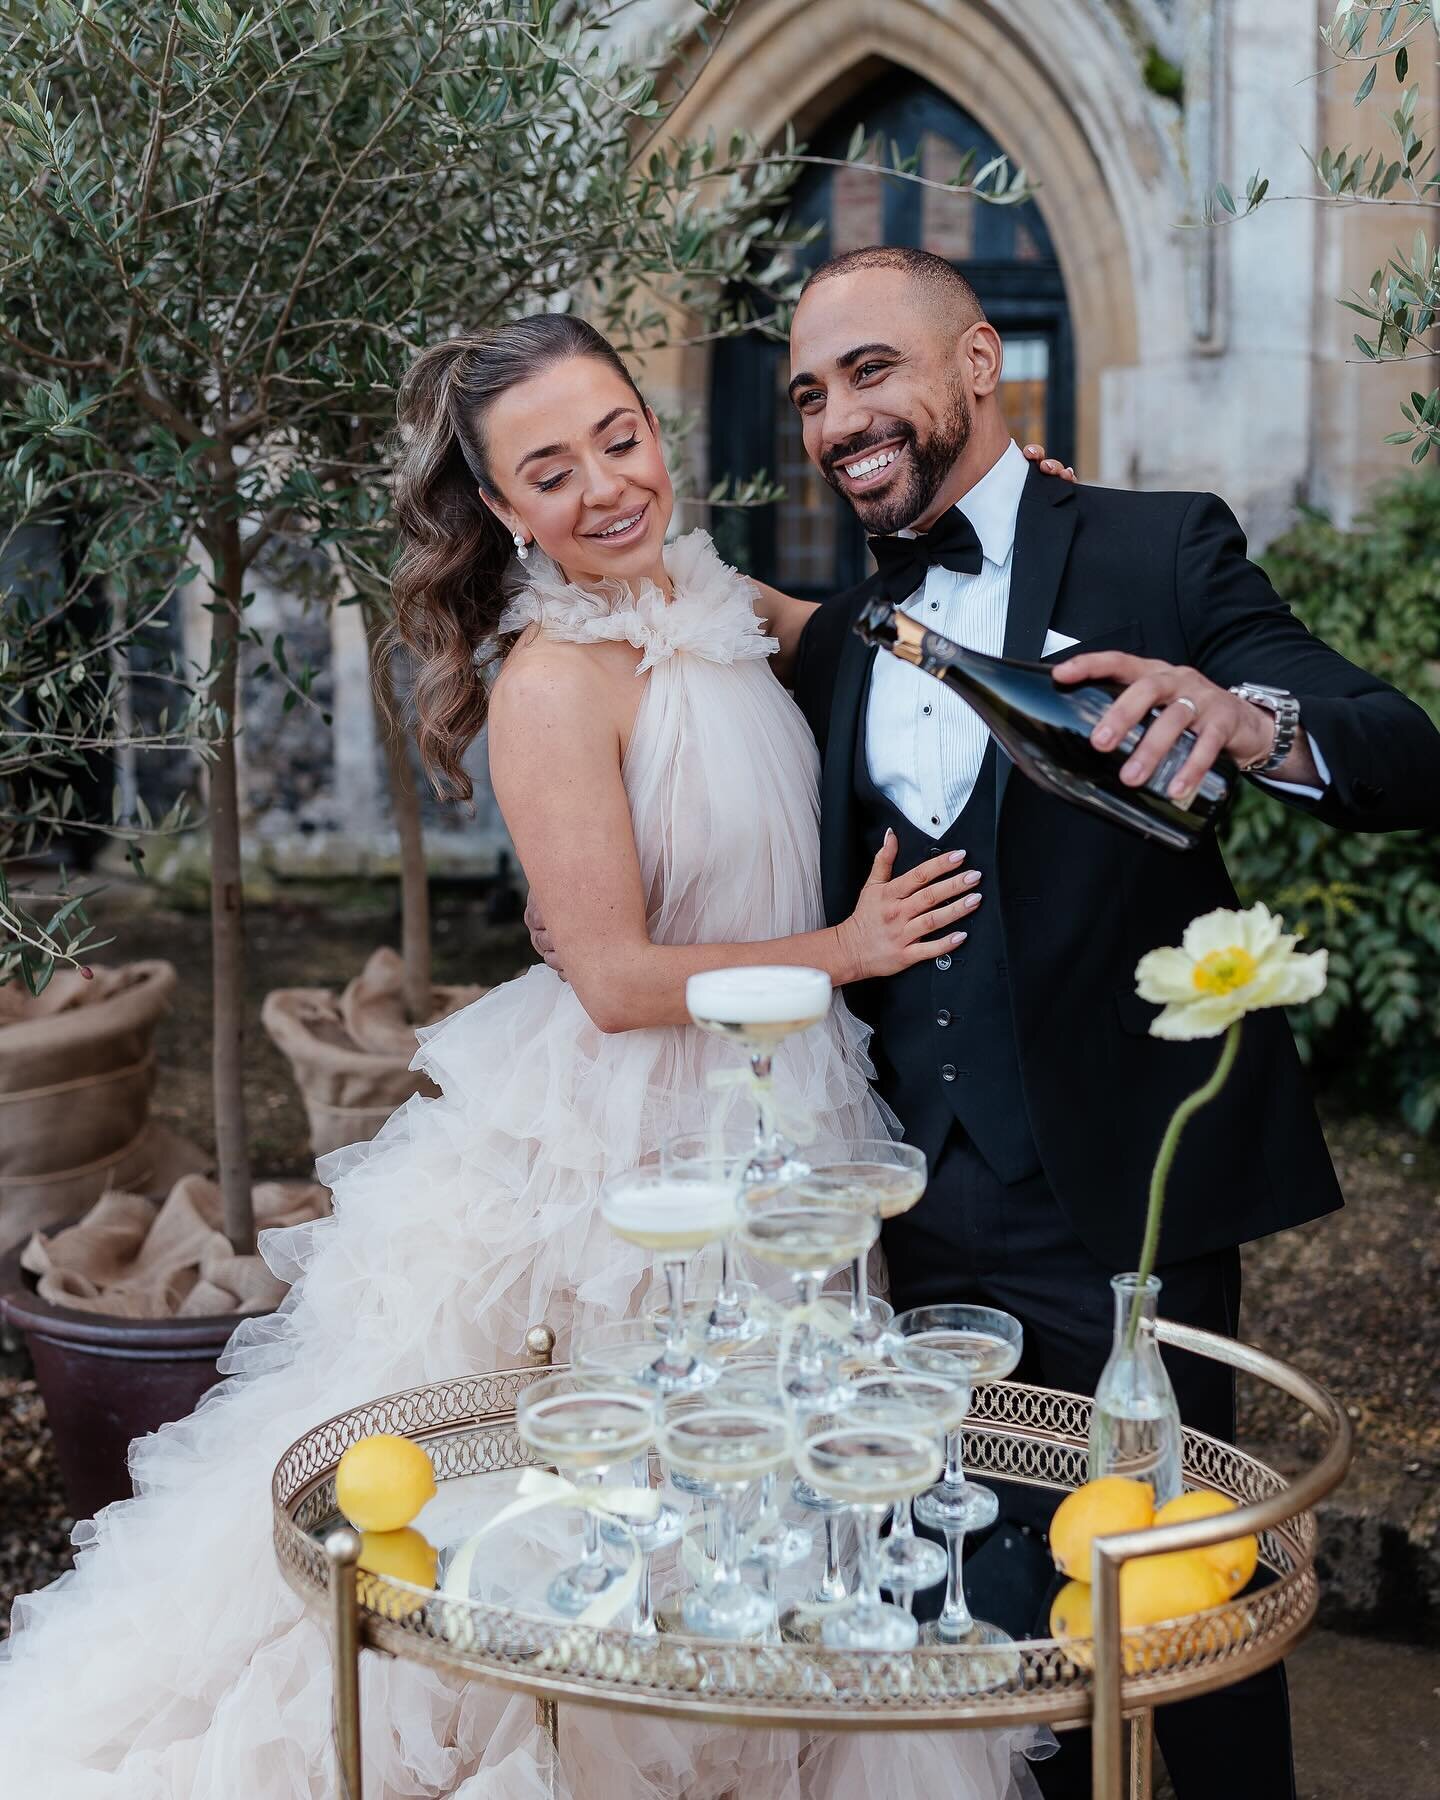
[0,1246,240,1518]
[262,946,489,1158]
[0,962,207,1255]
[1,1173,328,1517]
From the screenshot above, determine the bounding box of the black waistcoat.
[851,700,1041,1186]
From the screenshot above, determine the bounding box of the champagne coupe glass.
[656,1395,723,1576]
[657,1134,770,1349]
[571,1320,688,1629]
[515,1376,657,1619]
[659,1406,790,1640]
[734,1176,877,1407]
[683,966,833,1342]
[604,1444,682,1640]
[803,1140,926,1355]
[600,1168,739,1391]
[893,1304,1023,1650]
[849,1372,962,1591]
[795,1414,943,1651]
[572,1317,681,1387]
[778,1475,853,1642]
[709,1363,813,1575]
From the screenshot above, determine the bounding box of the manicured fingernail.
[1094,727,1114,748]
[885,828,895,844]
[952,932,966,944]
[963,895,981,910]
[1122,759,1142,782]
[948,850,966,863]
[962,871,981,887]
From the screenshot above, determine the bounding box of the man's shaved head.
[800,246,986,327]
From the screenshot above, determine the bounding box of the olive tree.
[1,0,1027,1247]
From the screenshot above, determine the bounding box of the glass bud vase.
[1087,1273,1183,1506]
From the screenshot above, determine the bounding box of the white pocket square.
[1041,629,1079,658]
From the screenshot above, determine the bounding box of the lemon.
[1049,1477,1155,1577]
[1049,1578,1094,1641]
[335,1433,437,1533]
[1154,1489,1259,1596]
[1119,1549,1230,1628]
[1048,1551,1232,1676]
[357,1527,438,1620]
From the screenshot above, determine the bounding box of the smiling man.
[788,245,1440,1800]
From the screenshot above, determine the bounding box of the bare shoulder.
[491,634,608,720]
[488,633,635,767]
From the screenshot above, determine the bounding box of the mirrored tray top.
[272,1363,1320,1732]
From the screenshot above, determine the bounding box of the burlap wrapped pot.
[0,961,207,1254]
[261,946,491,1159]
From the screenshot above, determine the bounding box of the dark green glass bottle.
[854,598,1238,850]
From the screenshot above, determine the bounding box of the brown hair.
[389,313,646,801]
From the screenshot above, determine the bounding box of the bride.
[0,312,1041,1799]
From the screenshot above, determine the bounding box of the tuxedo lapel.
[997,469,1079,814]
[821,578,881,926]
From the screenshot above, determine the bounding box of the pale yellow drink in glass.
[600,1177,737,1253]
[735,1188,877,1274]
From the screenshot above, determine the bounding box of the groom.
[786,246,1440,1798]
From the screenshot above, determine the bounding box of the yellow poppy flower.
[1134,903,1328,1042]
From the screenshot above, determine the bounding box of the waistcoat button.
[936,1008,952,1027]
[940,1063,958,1082]
[935,953,952,971]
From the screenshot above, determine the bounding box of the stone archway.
[645,0,1182,482]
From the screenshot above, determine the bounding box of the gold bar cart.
[272,1318,1351,1800]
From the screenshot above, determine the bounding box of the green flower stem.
[1126,1020,1244,1351]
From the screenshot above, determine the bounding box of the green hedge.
[1220,477,1440,1132]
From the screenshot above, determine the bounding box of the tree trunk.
[210,522,255,1255]
[366,608,432,1023]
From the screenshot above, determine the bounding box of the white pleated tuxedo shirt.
[863,440,1327,836]
[864,440,1029,836]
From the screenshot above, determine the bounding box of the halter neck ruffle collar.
[497,530,778,673]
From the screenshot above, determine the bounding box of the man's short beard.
[823,384,973,536]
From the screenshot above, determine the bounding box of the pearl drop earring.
[513,532,529,562]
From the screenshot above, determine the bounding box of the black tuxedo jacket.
[792,468,1440,1267]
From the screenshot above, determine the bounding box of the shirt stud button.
[941,1063,958,1082]
[923,704,932,716]
[935,954,952,972]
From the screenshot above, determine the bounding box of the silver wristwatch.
[1228,682,1300,774]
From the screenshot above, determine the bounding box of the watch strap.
[1230,684,1300,774]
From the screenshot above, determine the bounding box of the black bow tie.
[867,509,983,606]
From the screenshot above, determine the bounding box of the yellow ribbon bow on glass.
[441,1468,660,1630]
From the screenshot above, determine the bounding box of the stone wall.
[136,1,1437,862]
[639,0,1435,543]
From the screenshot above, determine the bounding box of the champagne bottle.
[853,598,1238,850]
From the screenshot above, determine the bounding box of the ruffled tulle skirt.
[1,967,1044,1798]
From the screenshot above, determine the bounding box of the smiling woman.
[388,315,674,801]
[484,369,673,591]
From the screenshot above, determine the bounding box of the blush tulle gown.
[0,532,1044,1800]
